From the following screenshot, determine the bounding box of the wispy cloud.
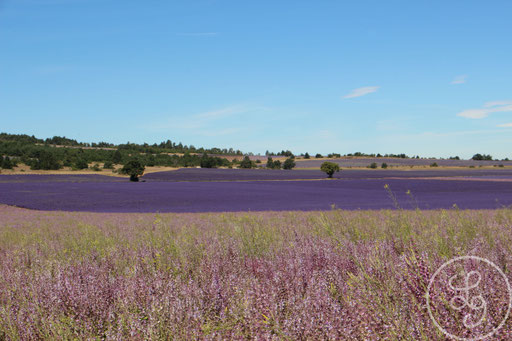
[176,32,218,37]
[198,128,242,137]
[497,123,512,128]
[145,105,267,134]
[195,106,249,119]
[457,101,512,119]
[484,101,512,107]
[343,86,380,99]
[451,74,468,84]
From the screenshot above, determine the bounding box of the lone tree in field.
[320,161,340,178]
[121,159,145,181]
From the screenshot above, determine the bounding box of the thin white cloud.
[451,75,468,84]
[145,105,268,133]
[497,123,512,128]
[343,86,380,99]
[457,101,512,119]
[197,128,242,137]
[195,106,249,119]
[484,101,512,108]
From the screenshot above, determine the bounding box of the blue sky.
[1,0,511,158]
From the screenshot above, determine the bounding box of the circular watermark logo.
[426,256,512,340]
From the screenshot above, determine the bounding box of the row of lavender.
[1,177,512,212]
[1,206,511,339]
[141,168,512,182]
[294,157,512,168]
[2,168,512,183]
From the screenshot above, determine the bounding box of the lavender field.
[141,167,512,181]
[1,205,511,339]
[1,170,512,212]
[295,157,512,168]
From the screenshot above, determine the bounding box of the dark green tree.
[304,152,310,159]
[369,162,378,169]
[472,154,492,161]
[121,159,145,181]
[1,156,14,169]
[273,160,282,169]
[200,153,216,168]
[73,158,89,170]
[32,150,62,170]
[320,161,340,178]
[282,157,296,170]
[240,156,253,169]
[381,162,388,169]
[112,150,123,164]
[103,161,114,169]
[266,157,274,169]
[146,154,156,167]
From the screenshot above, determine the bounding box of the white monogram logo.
[448,270,486,329]
[427,256,512,341]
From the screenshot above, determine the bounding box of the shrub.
[430,162,438,167]
[121,159,145,181]
[272,160,282,169]
[280,150,294,157]
[266,157,274,169]
[472,153,492,161]
[240,156,253,169]
[369,162,378,169]
[2,156,14,169]
[145,155,156,167]
[320,161,340,178]
[103,161,114,169]
[73,158,89,170]
[315,153,323,158]
[91,163,101,171]
[31,150,62,170]
[499,164,505,168]
[282,157,296,170]
[200,153,215,168]
[381,162,388,169]
[112,150,123,164]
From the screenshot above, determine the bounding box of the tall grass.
[0,206,511,339]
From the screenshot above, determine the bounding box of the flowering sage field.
[1,205,512,339]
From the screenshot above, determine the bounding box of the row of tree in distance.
[0,133,508,172]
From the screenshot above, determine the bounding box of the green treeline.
[0,133,244,170]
